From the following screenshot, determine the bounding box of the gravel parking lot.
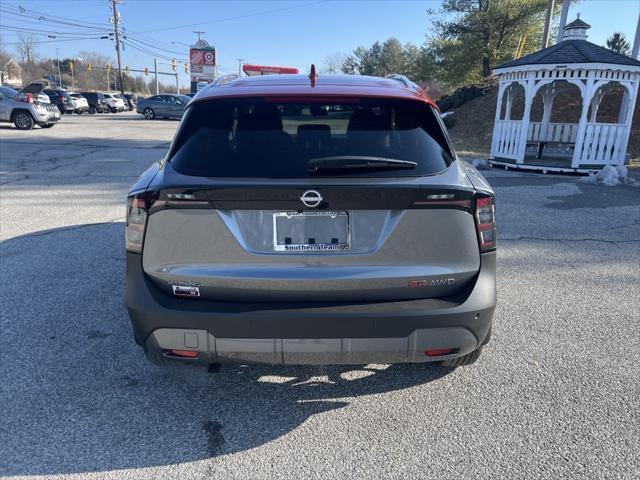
[1,114,639,479]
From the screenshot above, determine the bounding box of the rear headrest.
[347,108,389,132]
[237,104,283,131]
[297,124,331,137]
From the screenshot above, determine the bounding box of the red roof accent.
[192,74,436,107]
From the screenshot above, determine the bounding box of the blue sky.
[1,0,638,87]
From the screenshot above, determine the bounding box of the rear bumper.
[127,252,496,365]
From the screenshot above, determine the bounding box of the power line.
[1,36,107,46]
[136,0,330,34]
[0,4,111,30]
[0,23,110,36]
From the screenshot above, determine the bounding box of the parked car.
[135,94,190,120]
[102,92,126,113]
[123,93,137,111]
[80,91,109,114]
[0,85,60,129]
[126,73,496,368]
[42,89,74,114]
[68,93,90,114]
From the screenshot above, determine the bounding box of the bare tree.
[16,35,36,64]
[322,52,349,74]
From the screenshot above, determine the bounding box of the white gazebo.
[490,17,640,173]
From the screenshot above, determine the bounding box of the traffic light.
[88,63,92,72]
[144,67,148,75]
[69,61,74,71]
[171,59,177,71]
[184,63,189,73]
[106,63,111,70]
[125,66,130,74]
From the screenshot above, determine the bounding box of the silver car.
[0,85,60,130]
[136,94,190,120]
[126,74,496,368]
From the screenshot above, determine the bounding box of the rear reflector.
[168,349,199,358]
[425,348,456,357]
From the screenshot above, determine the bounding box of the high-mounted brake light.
[126,194,152,253]
[475,196,496,252]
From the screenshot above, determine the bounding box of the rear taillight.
[475,195,496,252]
[126,194,149,253]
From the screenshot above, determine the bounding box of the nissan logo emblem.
[300,190,323,208]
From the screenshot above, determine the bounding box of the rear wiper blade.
[308,156,417,172]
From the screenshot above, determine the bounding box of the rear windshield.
[169,98,453,178]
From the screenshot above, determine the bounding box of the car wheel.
[439,347,482,368]
[13,111,35,130]
[40,124,55,129]
[143,108,155,120]
[76,110,83,115]
[89,106,96,114]
[110,108,117,113]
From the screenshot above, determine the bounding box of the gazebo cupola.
[489,16,640,173]
[562,16,590,41]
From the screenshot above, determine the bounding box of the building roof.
[192,74,435,106]
[495,39,640,71]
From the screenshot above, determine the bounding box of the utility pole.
[541,0,555,48]
[175,73,179,94]
[236,58,244,76]
[56,48,61,87]
[193,31,205,42]
[111,0,125,95]
[557,0,570,43]
[154,58,159,95]
[632,11,640,59]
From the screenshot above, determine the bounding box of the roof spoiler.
[210,74,241,88]
[385,74,420,91]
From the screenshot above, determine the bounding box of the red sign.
[190,50,204,65]
[203,51,215,65]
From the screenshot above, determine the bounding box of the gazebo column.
[571,76,595,168]
[515,77,535,164]
[539,85,555,141]
[616,76,640,165]
[490,81,507,159]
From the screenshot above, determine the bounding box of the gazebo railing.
[492,119,523,159]
[576,122,627,164]
[528,122,578,143]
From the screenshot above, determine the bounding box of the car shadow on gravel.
[0,222,452,476]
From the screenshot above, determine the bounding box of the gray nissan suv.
[126,73,496,368]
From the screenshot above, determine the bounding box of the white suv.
[102,92,126,113]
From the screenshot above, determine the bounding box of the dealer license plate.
[273,211,350,252]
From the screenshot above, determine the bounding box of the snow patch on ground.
[470,158,491,170]
[580,165,640,187]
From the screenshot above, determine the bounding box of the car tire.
[89,106,96,114]
[40,124,55,129]
[143,108,155,120]
[76,110,83,115]
[13,111,35,130]
[439,347,482,368]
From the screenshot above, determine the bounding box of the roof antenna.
[309,64,318,87]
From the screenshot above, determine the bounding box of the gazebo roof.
[496,39,640,71]
[564,18,591,29]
